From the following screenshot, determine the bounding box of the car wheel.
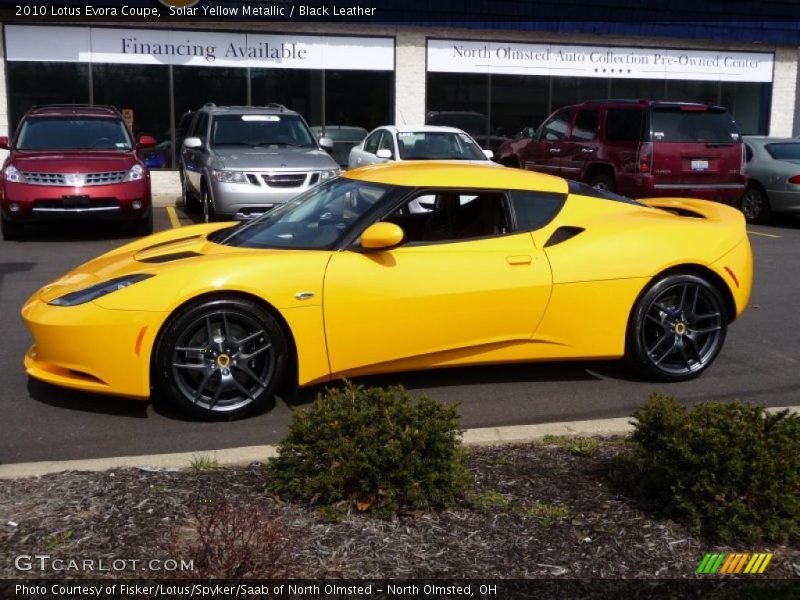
[201,186,216,223]
[627,273,727,381]
[738,185,772,225]
[181,169,201,212]
[132,210,153,236]
[588,173,616,192]
[154,297,288,420]
[1,217,24,240]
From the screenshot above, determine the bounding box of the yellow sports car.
[22,162,752,419]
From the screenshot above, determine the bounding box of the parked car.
[348,125,492,169]
[310,125,368,168]
[0,104,154,240]
[739,136,800,223]
[495,100,746,203]
[22,162,751,419]
[425,110,508,153]
[180,103,340,222]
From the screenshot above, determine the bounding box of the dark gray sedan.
[740,136,800,223]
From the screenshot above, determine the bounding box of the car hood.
[211,147,339,170]
[11,151,137,173]
[33,223,333,310]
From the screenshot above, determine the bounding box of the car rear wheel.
[738,185,772,224]
[588,173,616,192]
[1,217,24,240]
[627,274,727,381]
[154,297,288,420]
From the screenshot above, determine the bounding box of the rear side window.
[764,142,800,160]
[650,107,740,143]
[605,109,644,142]
[540,110,571,141]
[571,110,599,141]
[509,191,566,231]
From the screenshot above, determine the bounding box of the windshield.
[215,178,399,249]
[765,142,800,161]
[650,108,740,144]
[397,131,486,160]
[16,117,133,151]
[210,114,316,148]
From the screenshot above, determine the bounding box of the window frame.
[538,108,573,142]
[363,129,383,155]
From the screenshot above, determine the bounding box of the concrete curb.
[1,406,798,480]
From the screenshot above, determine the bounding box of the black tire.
[181,169,201,213]
[738,185,772,225]
[201,184,216,223]
[154,296,288,420]
[1,217,24,240]
[132,210,154,236]
[626,273,727,381]
[501,157,521,169]
[588,172,616,193]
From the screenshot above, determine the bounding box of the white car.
[348,125,493,169]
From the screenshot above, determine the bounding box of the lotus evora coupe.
[22,162,752,419]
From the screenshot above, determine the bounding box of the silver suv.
[180,103,340,221]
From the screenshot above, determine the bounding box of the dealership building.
[0,7,798,189]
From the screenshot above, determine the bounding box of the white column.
[769,46,798,137]
[0,23,8,139]
[394,30,427,125]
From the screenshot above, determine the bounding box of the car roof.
[27,104,122,118]
[743,135,799,145]
[199,103,300,116]
[562,99,725,111]
[378,125,470,134]
[342,161,568,193]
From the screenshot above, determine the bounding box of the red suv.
[0,104,155,240]
[495,99,746,202]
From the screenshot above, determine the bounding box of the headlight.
[212,169,247,183]
[123,164,145,182]
[318,169,341,182]
[49,274,154,307]
[4,165,26,183]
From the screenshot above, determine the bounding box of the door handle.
[506,255,532,265]
[581,148,595,153]
[549,148,561,153]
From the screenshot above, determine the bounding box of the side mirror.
[522,127,537,139]
[376,148,393,159]
[360,222,404,250]
[137,135,156,149]
[0,136,9,150]
[483,149,494,160]
[183,137,203,149]
[318,136,334,152]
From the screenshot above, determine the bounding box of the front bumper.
[208,172,333,219]
[1,180,151,222]
[21,295,167,399]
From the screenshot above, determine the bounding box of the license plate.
[691,159,709,171]
[62,195,91,208]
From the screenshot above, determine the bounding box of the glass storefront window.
[490,74,549,147]
[665,80,720,105]
[325,70,392,132]
[551,77,609,111]
[7,62,90,133]
[173,66,247,120]
[426,73,490,146]
[251,69,322,125]
[609,78,666,100]
[721,82,770,135]
[92,64,170,168]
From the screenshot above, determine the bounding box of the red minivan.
[495,99,746,203]
[0,104,155,240]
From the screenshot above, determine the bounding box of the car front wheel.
[154,297,288,420]
[627,274,727,381]
[1,216,24,240]
[201,186,216,223]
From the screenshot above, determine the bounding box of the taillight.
[789,175,800,184]
[637,142,653,173]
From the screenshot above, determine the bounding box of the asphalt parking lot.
[1,204,798,464]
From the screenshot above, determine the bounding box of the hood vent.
[137,251,201,264]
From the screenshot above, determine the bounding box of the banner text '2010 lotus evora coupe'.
[22,162,752,419]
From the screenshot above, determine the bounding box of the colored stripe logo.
[697,552,773,574]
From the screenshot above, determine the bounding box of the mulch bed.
[2,440,799,582]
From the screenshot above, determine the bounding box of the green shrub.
[265,382,470,518]
[620,393,800,543]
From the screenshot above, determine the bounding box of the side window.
[605,109,644,142]
[363,131,381,154]
[191,112,209,144]
[509,191,567,231]
[384,191,510,244]
[571,109,599,141]
[540,110,572,141]
[377,131,394,157]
